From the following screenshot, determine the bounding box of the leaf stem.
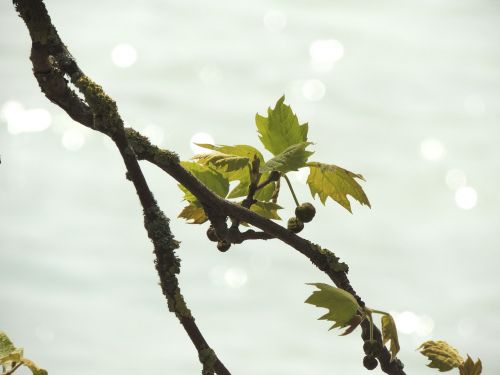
[366,312,374,341]
[283,174,300,207]
[230,158,261,230]
[271,178,280,204]
[255,171,280,191]
[368,309,390,316]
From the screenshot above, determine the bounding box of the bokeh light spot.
[263,10,287,32]
[420,138,445,161]
[310,39,344,71]
[62,128,85,151]
[142,124,165,146]
[1,100,24,122]
[455,186,477,209]
[2,101,52,134]
[395,311,419,334]
[302,79,326,101]
[111,43,137,68]
[224,268,248,288]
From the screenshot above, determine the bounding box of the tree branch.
[225,228,275,243]
[13,1,229,374]
[12,1,405,373]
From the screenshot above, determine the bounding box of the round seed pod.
[217,240,231,252]
[287,217,304,233]
[295,202,316,223]
[206,227,218,242]
[363,355,378,370]
[363,340,382,356]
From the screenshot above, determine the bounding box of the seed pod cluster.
[287,202,316,234]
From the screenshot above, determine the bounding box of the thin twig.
[226,228,275,243]
[271,178,280,204]
[283,174,300,207]
[255,170,280,191]
[230,156,260,231]
[3,362,22,375]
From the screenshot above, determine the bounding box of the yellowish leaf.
[178,203,208,224]
[250,201,282,220]
[381,314,400,361]
[459,355,482,375]
[305,283,361,334]
[192,151,249,173]
[419,340,463,372]
[306,162,370,213]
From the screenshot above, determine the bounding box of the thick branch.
[13,1,229,374]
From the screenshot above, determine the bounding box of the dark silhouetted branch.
[13,1,230,374]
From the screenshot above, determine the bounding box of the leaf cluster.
[419,340,482,374]
[305,283,401,362]
[177,96,370,225]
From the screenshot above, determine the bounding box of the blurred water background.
[1,0,499,374]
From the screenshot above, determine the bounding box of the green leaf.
[254,177,275,202]
[194,144,277,201]
[306,162,370,213]
[381,314,400,362]
[260,142,314,173]
[178,162,229,223]
[195,144,264,164]
[193,151,249,172]
[459,355,482,375]
[179,161,229,202]
[194,144,268,200]
[178,203,208,224]
[0,331,47,375]
[305,283,360,334]
[256,96,308,155]
[250,201,283,220]
[227,179,249,199]
[418,340,463,372]
[228,173,276,202]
